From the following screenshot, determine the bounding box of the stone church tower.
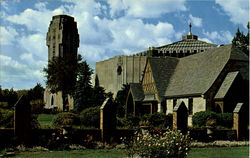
[44,15,79,111]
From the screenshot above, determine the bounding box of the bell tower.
[46,15,79,62]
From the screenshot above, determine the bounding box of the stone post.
[172,101,188,134]
[100,98,116,143]
[233,103,243,140]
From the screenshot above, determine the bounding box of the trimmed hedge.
[192,111,233,129]
[117,113,173,129]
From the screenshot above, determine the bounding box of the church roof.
[129,44,248,101]
[164,44,233,97]
[130,83,144,101]
[156,39,217,52]
[148,57,179,101]
[214,71,240,99]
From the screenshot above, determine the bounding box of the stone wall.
[95,55,147,96]
[44,88,74,111]
[166,96,206,126]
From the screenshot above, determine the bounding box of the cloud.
[107,0,187,18]
[203,30,233,44]
[215,0,249,27]
[0,54,46,89]
[189,14,202,27]
[18,33,47,60]
[0,26,18,45]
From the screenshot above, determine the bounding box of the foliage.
[0,108,14,128]
[117,115,140,128]
[30,114,41,129]
[79,106,100,128]
[30,99,45,114]
[123,128,191,158]
[52,112,79,128]
[141,113,173,128]
[216,113,233,128]
[27,83,44,100]
[115,84,130,117]
[232,24,249,56]
[117,113,173,129]
[0,88,18,107]
[73,60,93,112]
[192,111,233,129]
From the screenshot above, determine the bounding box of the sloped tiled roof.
[157,39,217,52]
[130,83,144,101]
[164,45,233,97]
[148,57,179,101]
[214,71,240,99]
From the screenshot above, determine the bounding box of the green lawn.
[188,146,249,158]
[4,146,249,158]
[37,114,55,128]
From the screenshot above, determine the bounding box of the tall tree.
[28,83,44,100]
[73,60,93,112]
[232,24,249,56]
[43,55,81,110]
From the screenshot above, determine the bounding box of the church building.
[126,44,249,126]
[94,24,217,96]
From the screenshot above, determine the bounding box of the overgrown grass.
[2,146,248,158]
[37,114,55,128]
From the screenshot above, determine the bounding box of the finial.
[188,23,192,35]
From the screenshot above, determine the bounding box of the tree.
[115,84,130,117]
[27,83,44,100]
[73,60,93,112]
[43,55,81,110]
[232,24,249,56]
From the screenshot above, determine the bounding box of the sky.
[0,0,249,90]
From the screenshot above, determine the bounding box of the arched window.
[51,96,54,106]
[117,66,122,75]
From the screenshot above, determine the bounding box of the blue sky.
[0,0,249,90]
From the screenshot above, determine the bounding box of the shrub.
[80,106,100,128]
[52,112,79,128]
[123,128,191,158]
[192,111,233,129]
[141,113,173,128]
[192,111,217,128]
[0,109,14,128]
[217,113,233,128]
[30,99,45,114]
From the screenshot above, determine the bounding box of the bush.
[141,113,173,128]
[30,99,45,114]
[123,128,191,158]
[0,109,14,128]
[192,111,217,128]
[80,106,100,128]
[192,111,233,129]
[52,112,79,128]
[217,113,233,128]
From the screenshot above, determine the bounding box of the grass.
[9,149,125,158]
[188,146,249,158]
[37,114,55,128]
[3,146,248,158]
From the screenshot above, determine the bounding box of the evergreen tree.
[28,83,44,100]
[232,25,249,56]
[115,84,130,117]
[73,60,93,112]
